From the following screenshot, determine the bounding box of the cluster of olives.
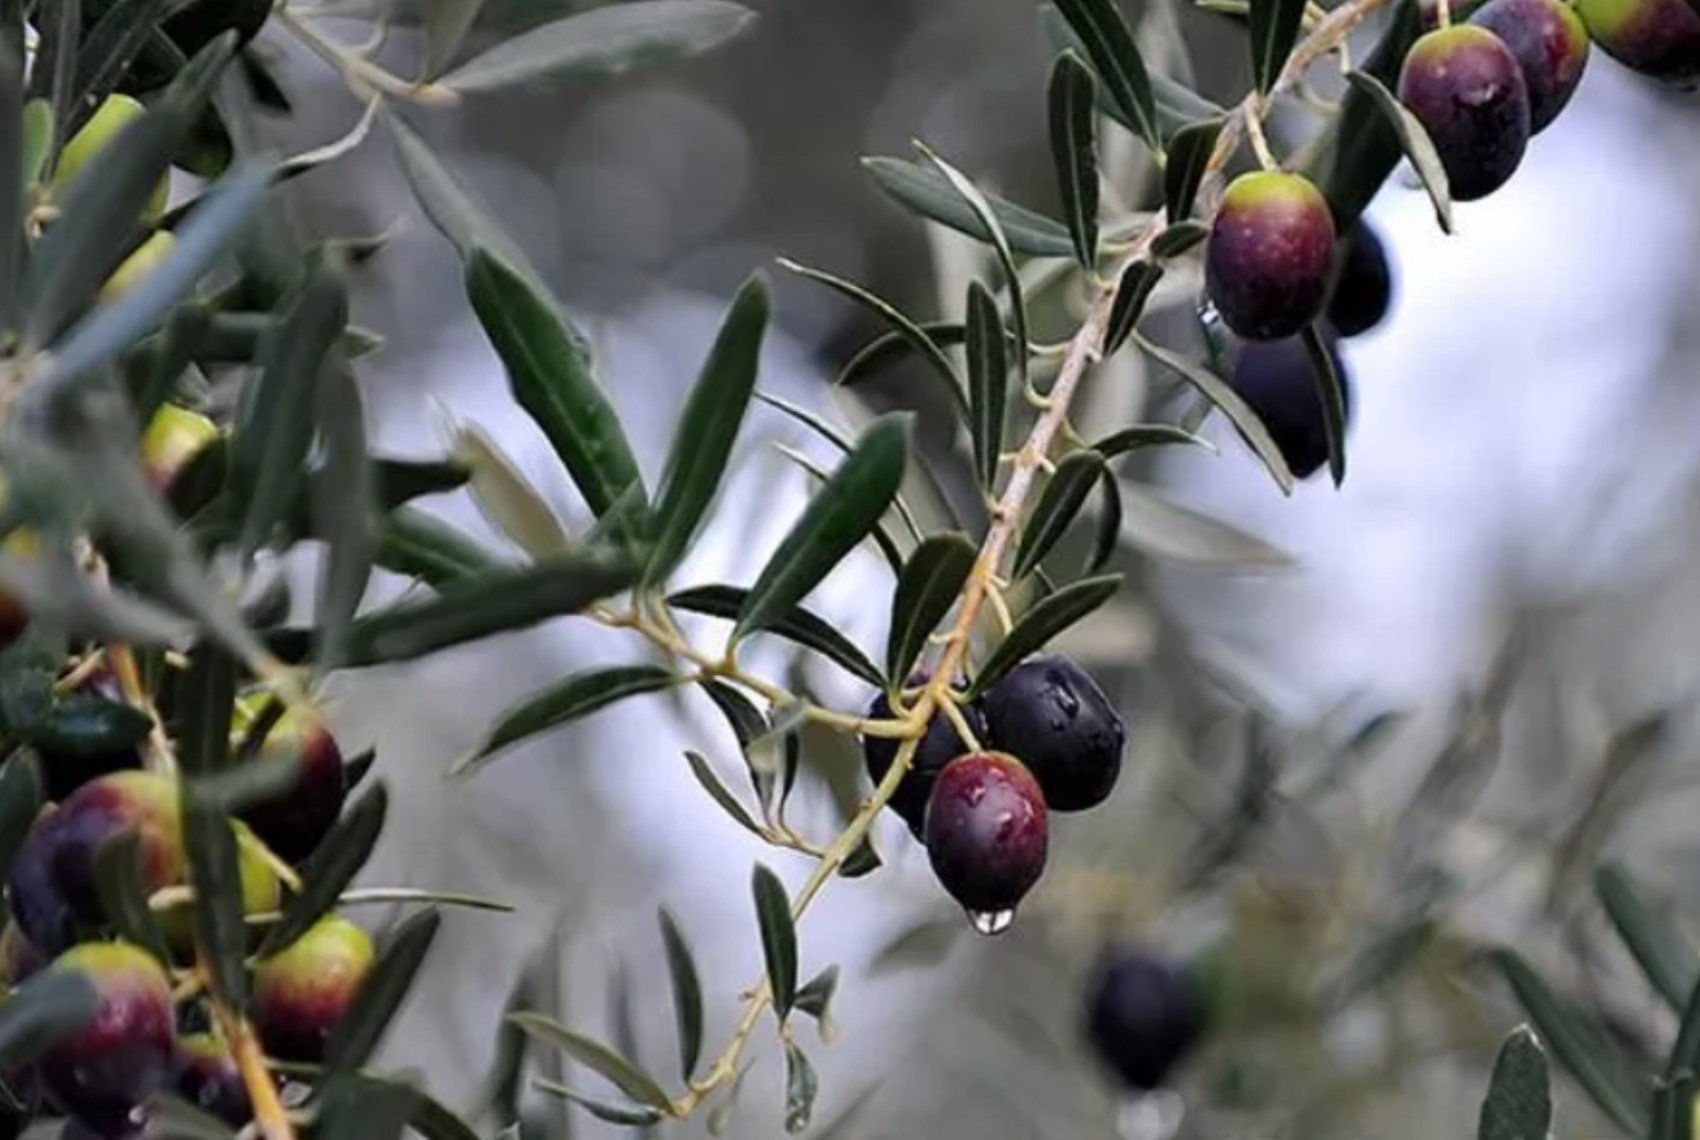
[0,708,366,1135]
[862,654,1126,926]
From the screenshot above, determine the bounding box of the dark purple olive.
[1398,25,1531,202]
[1205,172,1336,342]
[1470,0,1590,132]
[923,752,1048,927]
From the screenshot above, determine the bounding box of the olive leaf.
[658,909,704,1081]
[965,282,1008,491]
[969,574,1122,698]
[322,908,443,1077]
[1013,449,1107,579]
[1164,118,1226,222]
[1250,0,1307,93]
[1047,51,1099,269]
[1103,260,1162,356]
[1299,324,1348,487]
[861,156,1075,258]
[783,1041,818,1133]
[450,666,682,779]
[1343,67,1452,234]
[508,1011,675,1112]
[1051,0,1160,150]
[670,584,883,688]
[1478,1026,1551,1140]
[887,533,977,683]
[1595,863,1698,1012]
[752,863,798,1019]
[260,782,389,956]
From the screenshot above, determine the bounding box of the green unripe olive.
[138,403,218,493]
[52,96,170,221]
[99,231,176,304]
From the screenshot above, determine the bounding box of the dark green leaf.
[969,574,1122,697]
[422,0,491,77]
[861,156,1076,258]
[74,0,168,117]
[683,749,764,838]
[1671,978,1700,1080]
[698,678,776,809]
[1052,0,1160,149]
[921,146,1027,390]
[0,750,42,881]
[1133,334,1295,495]
[377,507,510,589]
[340,551,639,666]
[1494,949,1649,1136]
[1342,70,1453,234]
[736,415,908,641]
[0,969,98,1070]
[20,98,52,189]
[658,908,704,1081]
[534,1078,667,1126]
[181,794,246,1008]
[755,391,924,544]
[0,30,20,334]
[783,1041,817,1133]
[1151,219,1208,259]
[312,359,377,671]
[439,0,756,93]
[1595,863,1697,1013]
[1103,260,1162,356]
[887,533,977,682]
[1479,1026,1551,1140]
[508,1011,675,1111]
[1014,450,1106,579]
[375,457,470,506]
[466,248,644,519]
[1093,424,1212,457]
[133,305,211,427]
[93,829,170,964]
[1039,6,1228,139]
[405,1085,484,1140]
[780,259,963,413]
[451,666,680,778]
[323,908,442,1076]
[1249,0,1307,92]
[39,0,78,164]
[1088,466,1122,573]
[648,274,768,579]
[794,964,840,1025]
[1307,0,1420,225]
[838,320,968,388]
[1047,52,1098,268]
[318,1072,415,1140]
[774,441,908,578]
[965,282,1007,491]
[1300,324,1347,487]
[752,863,798,1019]
[840,834,881,878]
[1164,118,1225,222]
[260,783,388,956]
[670,584,883,688]
[146,1092,240,1139]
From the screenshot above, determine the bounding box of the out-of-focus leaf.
[861,156,1075,258]
[260,782,388,956]
[1118,482,1293,568]
[755,391,924,544]
[1047,52,1098,268]
[20,98,51,188]
[838,320,968,388]
[658,908,703,1081]
[175,641,247,1009]
[752,863,798,1019]
[783,1041,817,1133]
[684,749,763,838]
[92,829,170,964]
[1150,219,1208,258]
[508,1011,674,1111]
[1094,424,1212,457]
[920,146,1027,390]
[1250,0,1307,92]
[317,1070,414,1140]
[73,0,168,118]
[422,0,491,77]
[439,0,755,93]
[670,584,882,688]
[734,414,908,641]
[1343,69,1452,234]
[1013,449,1105,579]
[0,970,99,1070]
[146,1092,240,1139]
[887,532,977,683]
[377,508,510,589]
[968,574,1122,697]
[1494,949,1649,1136]
[322,908,442,1076]
[313,358,377,672]
[0,32,20,333]
[647,274,768,579]
[0,750,41,882]
[449,420,572,560]
[794,964,840,1027]
[451,666,680,778]
[1051,0,1160,149]
[1133,334,1296,495]
[466,248,644,519]
[1595,863,1698,1012]
[1103,260,1162,356]
[1039,5,1227,138]
[1669,978,1700,1079]
[1300,324,1348,487]
[533,1079,667,1126]
[965,282,1007,491]
[1163,118,1224,223]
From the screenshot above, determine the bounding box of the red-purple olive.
[862,675,987,838]
[923,752,1048,924]
[237,710,347,865]
[1398,25,1532,201]
[1469,0,1590,132]
[172,1033,249,1127]
[1205,172,1336,342]
[979,655,1125,813]
[252,916,374,1063]
[1326,219,1395,339]
[1230,332,1353,481]
[1084,948,1207,1092]
[38,942,175,1135]
[1575,0,1700,84]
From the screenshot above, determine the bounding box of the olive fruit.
[172,1033,249,1126]
[39,942,174,1135]
[1084,948,1207,1092]
[1575,0,1700,84]
[861,676,988,837]
[99,233,176,305]
[1229,333,1352,481]
[1326,219,1395,338]
[138,405,219,497]
[1205,172,1336,342]
[979,655,1126,812]
[923,752,1048,925]
[1398,25,1531,201]
[252,916,374,1063]
[1470,0,1590,132]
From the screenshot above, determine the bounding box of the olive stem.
[276,6,459,106]
[215,998,296,1140]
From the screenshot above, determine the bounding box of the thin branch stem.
[276,7,458,106]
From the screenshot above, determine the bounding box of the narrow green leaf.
[260,782,388,956]
[658,909,704,1082]
[683,749,764,838]
[1052,0,1161,149]
[1307,0,1420,226]
[318,1075,414,1140]
[735,414,908,641]
[1088,466,1122,573]
[92,829,170,964]
[377,508,510,589]
[1163,118,1225,222]
[1151,219,1208,258]
[1133,334,1296,495]
[969,574,1122,697]
[1250,0,1307,92]
[1494,949,1650,1136]
[449,421,572,560]
[755,391,925,544]
[887,533,977,682]
[20,98,52,189]
[313,357,377,672]
[508,1010,675,1111]
[439,0,756,93]
[1039,6,1228,139]
[182,794,246,1009]
[670,584,883,688]
[340,551,639,666]
[534,1078,667,1126]
[1047,52,1099,268]
[323,908,442,1076]
[1014,449,1107,579]
[1103,260,1162,356]
[861,156,1076,258]
[1478,1026,1551,1140]
[1093,424,1213,457]
[0,750,41,882]
[783,1042,818,1133]
[772,443,906,577]
[1299,324,1348,487]
[698,678,774,808]
[38,0,78,159]
[466,248,645,519]
[451,666,680,778]
[965,282,1007,491]
[1342,71,1453,234]
[838,320,968,388]
[0,969,98,1070]
[404,1085,484,1140]
[146,1093,240,1139]
[648,274,768,579]
[1595,863,1698,1013]
[422,0,491,77]
[920,145,1027,390]
[73,0,168,118]
[0,31,21,335]
[779,259,963,413]
[1119,482,1293,568]
[752,863,798,1019]
[1672,977,1700,1082]
[794,964,840,1025]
